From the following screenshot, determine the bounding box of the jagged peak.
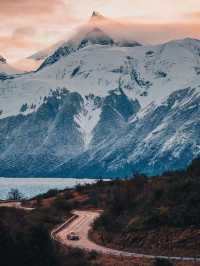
[0,55,7,64]
[90,11,106,22]
[92,11,103,17]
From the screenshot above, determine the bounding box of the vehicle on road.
[67,232,80,241]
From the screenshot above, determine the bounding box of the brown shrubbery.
[90,159,200,256]
[0,202,99,266]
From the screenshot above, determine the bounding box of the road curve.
[53,210,200,262]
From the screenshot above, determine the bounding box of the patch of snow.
[75,96,101,148]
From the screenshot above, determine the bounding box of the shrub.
[154,258,173,266]
[7,189,24,200]
[53,196,72,212]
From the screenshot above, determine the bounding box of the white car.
[67,232,80,241]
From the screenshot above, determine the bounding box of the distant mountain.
[0,12,199,177]
[13,41,64,72]
[0,55,6,64]
[0,55,19,78]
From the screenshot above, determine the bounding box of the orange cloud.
[110,20,200,44]
[13,27,37,38]
[1,0,200,62]
[86,16,200,45]
[184,11,200,20]
[0,0,65,16]
[0,0,81,61]
[0,34,45,62]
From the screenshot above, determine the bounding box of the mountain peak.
[92,11,103,17]
[0,55,7,64]
[90,11,106,22]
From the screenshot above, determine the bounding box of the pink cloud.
[0,0,65,16]
[1,0,200,62]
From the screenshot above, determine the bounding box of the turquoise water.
[0,177,97,200]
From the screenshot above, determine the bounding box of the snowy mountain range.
[0,12,199,178]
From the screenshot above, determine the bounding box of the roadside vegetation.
[0,191,101,266]
[0,159,200,265]
[88,159,200,257]
[7,188,24,200]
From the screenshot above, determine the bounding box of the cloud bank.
[0,0,200,62]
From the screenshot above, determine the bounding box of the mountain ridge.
[0,13,199,177]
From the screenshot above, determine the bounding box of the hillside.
[1,160,200,265]
[0,190,101,266]
[87,159,200,257]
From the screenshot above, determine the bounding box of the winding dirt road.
[1,202,199,262]
[53,210,200,262]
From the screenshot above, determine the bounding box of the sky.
[1,0,200,62]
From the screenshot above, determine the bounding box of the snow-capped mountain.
[0,55,19,78]
[0,13,199,177]
[13,41,64,72]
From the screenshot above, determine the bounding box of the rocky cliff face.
[0,88,141,177]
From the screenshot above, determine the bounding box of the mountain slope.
[0,89,140,177]
[54,86,199,178]
[2,37,200,119]
[89,159,200,257]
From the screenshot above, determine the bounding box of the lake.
[0,177,97,200]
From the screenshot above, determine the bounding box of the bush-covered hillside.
[90,159,200,256]
[0,195,95,266]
